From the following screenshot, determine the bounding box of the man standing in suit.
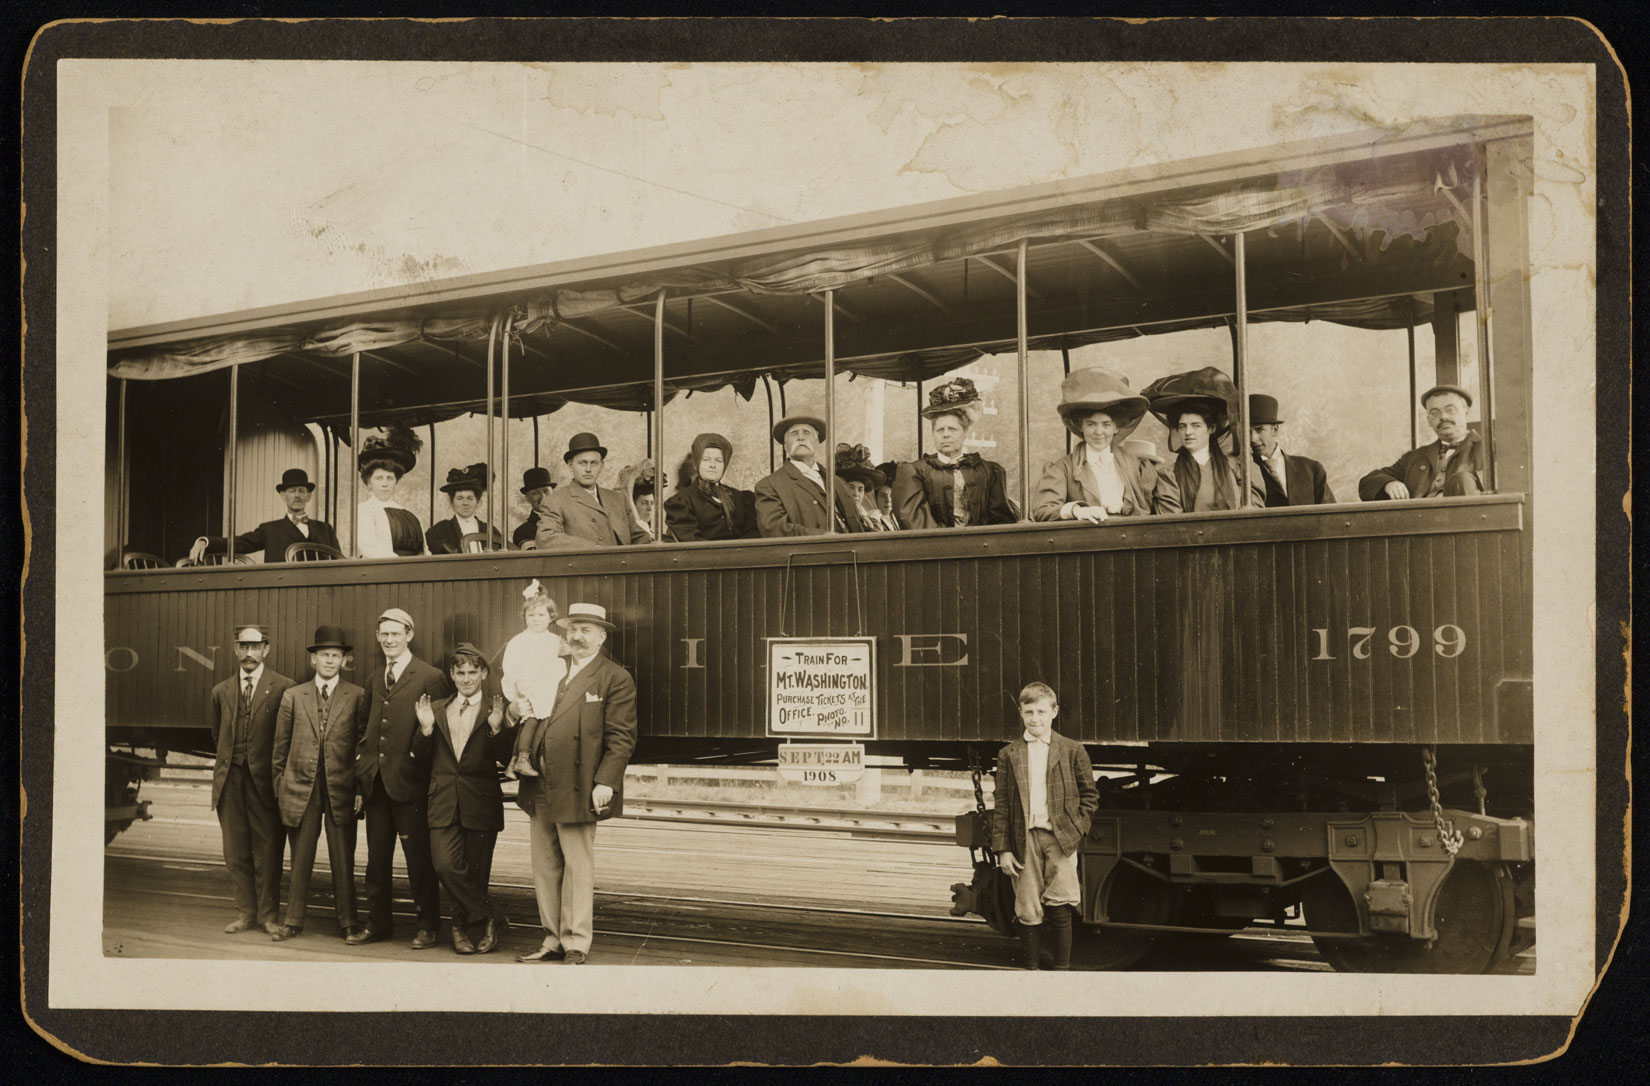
[349,607,449,949]
[1247,394,1336,507]
[426,464,505,554]
[412,644,515,955]
[205,624,295,935]
[533,433,651,549]
[189,468,341,563]
[513,466,556,548]
[1359,384,1487,501]
[269,624,368,942]
[516,603,638,965]
[991,682,1099,970]
[753,414,867,536]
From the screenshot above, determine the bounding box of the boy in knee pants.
[991,682,1099,969]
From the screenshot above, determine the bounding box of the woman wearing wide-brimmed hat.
[663,432,758,541]
[835,443,899,531]
[355,424,427,558]
[1142,367,1265,514]
[1030,367,1160,522]
[892,377,1016,530]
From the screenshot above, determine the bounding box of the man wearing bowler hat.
[513,466,556,548]
[533,433,651,548]
[189,468,340,563]
[753,413,867,536]
[270,624,369,942]
[1247,394,1335,507]
[1358,384,1486,501]
[206,624,295,935]
[349,607,449,949]
[516,603,638,965]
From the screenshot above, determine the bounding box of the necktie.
[384,662,396,691]
[290,513,308,525]
[242,677,254,713]
[1429,445,1459,496]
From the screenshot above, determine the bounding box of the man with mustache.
[1358,385,1486,501]
[753,413,866,536]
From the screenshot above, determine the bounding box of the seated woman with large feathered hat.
[1142,366,1265,514]
[892,377,1016,530]
[1030,367,1160,523]
[355,424,427,558]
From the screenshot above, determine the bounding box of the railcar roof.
[107,114,1530,430]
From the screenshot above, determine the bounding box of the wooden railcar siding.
[107,500,1532,748]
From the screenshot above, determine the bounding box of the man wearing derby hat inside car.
[189,468,340,564]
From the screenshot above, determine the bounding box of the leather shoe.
[339,924,365,941]
[451,926,477,955]
[223,916,257,934]
[516,944,563,963]
[261,921,285,937]
[563,949,588,965]
[476,911,509,955]
[270,924,303,942]
[411,928,439,950]
[345,926,386,946]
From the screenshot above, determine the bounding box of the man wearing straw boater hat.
[1358,384,1485,501]
[206,624,295,935]
[893,377,1015,530]
[1247,394,1336,507]
[426,463,506,554]
[188,468,341,564]
[270,624,369,943]
[533,433,652,548]
[513,465,557,548]
[515,603,638,965]
[1030,368,1161,522]
[753,412,866,536]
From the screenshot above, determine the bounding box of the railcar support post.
[1232,231,1253,502]
[349,352,360,556]
[823,288,836,535]
[1061,346,1073,453]
[485,314,499,539]
[1471,167,1497,492]
[1407,310,1419,449]
[501,315,512,543]
[226,363,239,560]
[654,289,667,541]
[428,424,436,523]
[915,375,924,457]
[1016,238,1030,508]
[762,375,776,472]
[116,378,128,557]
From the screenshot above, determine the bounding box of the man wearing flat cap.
[426,463,506,554]
[1358,385,1486,501]
[513,466,556,549]
[350,607,450,949]
[206,624,295,935]
[270,624,369,942]
[412,644,514,955]
[753,413,867,537]
[1247,395,1335,507]
[533,433,652,549]
[189,468,340,564]
[516,603,638,965]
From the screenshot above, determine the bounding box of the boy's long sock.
[1020,922,1042,970]
[1046,905,1073,970]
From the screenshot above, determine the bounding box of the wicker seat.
[120,552,167,570]
[460,532,509,553]
[285,541,346,563]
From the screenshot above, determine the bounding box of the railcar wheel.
[1071,862,1178,970]
[1302,861,1517,974]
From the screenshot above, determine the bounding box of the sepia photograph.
[20,17,1629,1067]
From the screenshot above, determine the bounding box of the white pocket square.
[585,691,602,702]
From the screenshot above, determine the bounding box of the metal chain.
[968,746,993,860]
[1422,746,1464,856]
[1472,765,1488,816]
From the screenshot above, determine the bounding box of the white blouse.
[356,495,424,559]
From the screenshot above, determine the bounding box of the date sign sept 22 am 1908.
[766,638,875,784]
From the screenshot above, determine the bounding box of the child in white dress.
[501,580,568,778]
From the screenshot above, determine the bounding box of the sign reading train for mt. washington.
[765,638,877,739]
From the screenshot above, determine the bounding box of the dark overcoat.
[752,462,866,536]
[203,517,341,562]
[1253,451,1336,507]
[355,654,450,804]
[664,482,758,541]
[893,454,1016,529]
[1358,432,1484,501]
[516,654,638,824]
[425,516,503,555]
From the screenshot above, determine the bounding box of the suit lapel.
[432,695,456,754]
[1068,450,1098,505]
[1010,740,1030,811]
[551,656,604,723]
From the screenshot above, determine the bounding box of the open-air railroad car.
[105,114,1536,972]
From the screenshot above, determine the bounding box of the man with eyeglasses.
[1358,385,1486,501]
